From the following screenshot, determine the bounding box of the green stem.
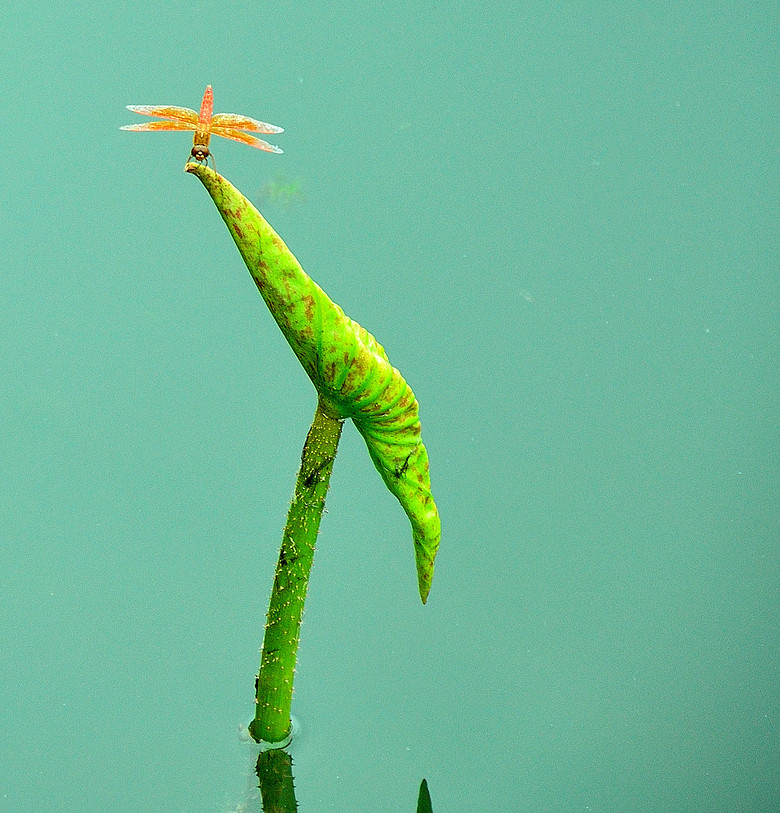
[249,399,343,743]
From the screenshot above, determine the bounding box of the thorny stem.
[248,399,343,744]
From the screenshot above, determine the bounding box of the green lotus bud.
[186,163,440,602]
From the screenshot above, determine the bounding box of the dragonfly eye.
[191,146,209,161]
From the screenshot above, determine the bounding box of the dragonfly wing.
[125,105,198,124]
[120,120,197,132]
[210,126,283,153]
[211,113,284,134]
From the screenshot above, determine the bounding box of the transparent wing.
[125,105,199,124]
[211,112,284,134]
[210,126,283,153]
[120,120,197,132]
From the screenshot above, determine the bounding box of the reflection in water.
[227,743,435,812]
[256,749,297,812]
[256,174,306,209]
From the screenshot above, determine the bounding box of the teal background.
[1,1,777,811]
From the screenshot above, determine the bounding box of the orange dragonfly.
[120,85,283,161]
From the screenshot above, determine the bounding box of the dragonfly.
[120,85,283,162]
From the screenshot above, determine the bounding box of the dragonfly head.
[191,145,210,162]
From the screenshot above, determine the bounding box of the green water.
[1,2,777,810]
